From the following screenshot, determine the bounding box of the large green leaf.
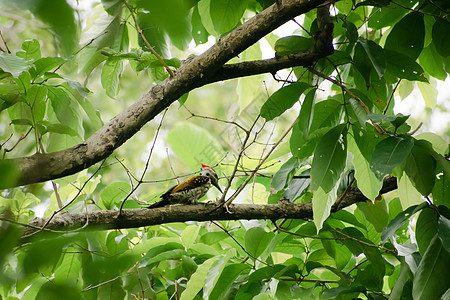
[271,156,299,193]
[16,0,79,57]
[402,141,436,196]
[356,199,389,232]
[209,0,248,35]
[353,42,373,88]
[16,39,41,61]
[101,58,123,98]
[348,135,382,199]
[137,0,192,50]
[274,36,315,56]
[432,19,450,58]
[369,135,414,180]
[416,207,438,256]
[289,89,316,156]
[412,235,450,300]
[380,202,428,243]
[209,263,251,299]
[359,38,386,78]
[385,12,424,60]
[310,124,348,192]
[244,227,275,258]
[0,53,30,78]
[438,215,450,253]
[260,82,309,121]
[385,49,428,82]
[419,43,447,81]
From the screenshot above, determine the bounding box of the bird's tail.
[147,190,171,208]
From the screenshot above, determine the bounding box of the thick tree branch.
[23,177,397,238]
[1,0,333,189]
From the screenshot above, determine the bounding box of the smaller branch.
[121,0,174,77]
[384,79,401,114]
[119,109,167,213]
[332,228,396,254]
[220,116,298,209]
[0,30,11,53]
[184,106,248,133]
[23,160,107,239]
[3,127,33,159]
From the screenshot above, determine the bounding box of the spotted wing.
[171,175,209,193]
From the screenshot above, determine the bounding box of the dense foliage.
[0,0,449,299]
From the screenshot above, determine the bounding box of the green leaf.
[11,119,33,126]
[0,160,21,189]
[101,58,123,98]
[432,19,450,58]
[271,156,299,193]
[385,49,427,82]
[19,0,78,57]
[260,82,310,121]
[381,202,428,243]
[359,38,386,78]
[209,0,248,35]
[438,215,450,253]
[349,98,368,129]
[416,207,438,256]
[385,12,424,60]
[101,182,131,210]
[313,185,337,232]
[348,139,383,200]
[17,39,41,61]
[192,5,209,45]
[370,135,414,180]
[402,141,436,196]
[419,43,447,81]
[356,200,389,232]
[289,88,316,156]
[310,124,348,192]
[368,4,409,30]
[36,282,82,300]
[209,263,251,299]
[137,0,192,50]
[412,235,450,300]
[353,42,373,88]
[0,53,30,78]
[274,36,315,56]
[342,20,358,45]
[26,85,47,108]
[244,227,275,258]
[31,57,64,78]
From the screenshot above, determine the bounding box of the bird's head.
[201,164,222,193]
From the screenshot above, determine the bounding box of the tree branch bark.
[23,177,397,238]
[1,0,333,189]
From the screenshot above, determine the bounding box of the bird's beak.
[212,180,222,193]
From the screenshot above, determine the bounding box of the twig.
[121,0,174,77]
[212,116,298,213]
[0,30,11,53]
[212,221,272,267]
[306,67,384,135]
[119,109,168,213]
[384,79,401,115]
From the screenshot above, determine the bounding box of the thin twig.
[119,109,168,213]
[212,221,272,267]
[121,0,174,77]
[306,67,384,135]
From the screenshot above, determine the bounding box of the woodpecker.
[148,164,222,208]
